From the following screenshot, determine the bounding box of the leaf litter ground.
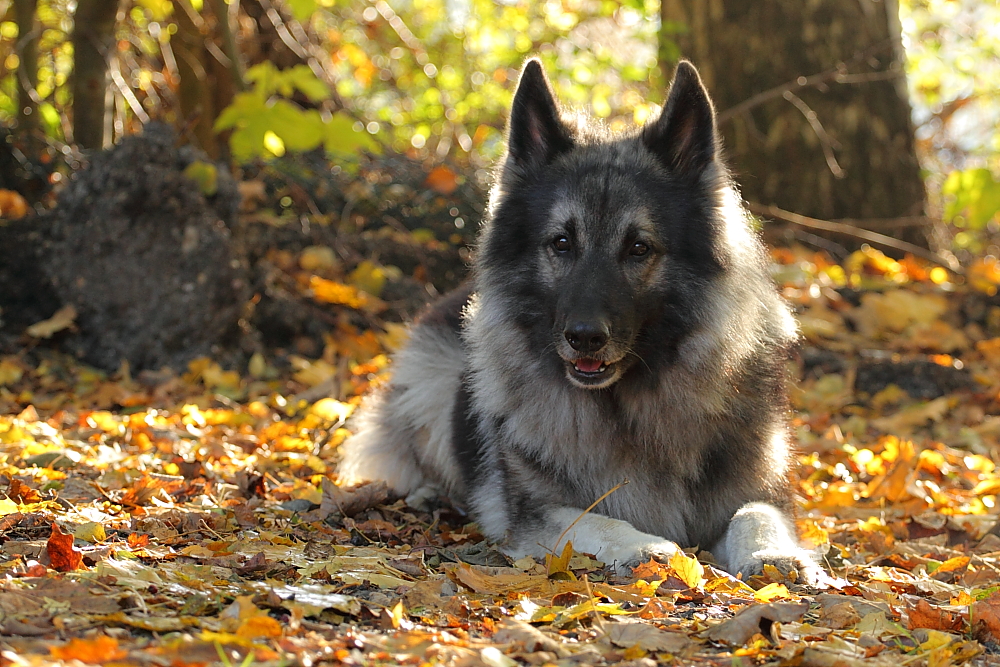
[4,243,1000,666]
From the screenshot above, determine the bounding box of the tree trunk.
[14,0,39,144]
[173,0,219,157]
[72,0,120,149]
[661,0,930,250]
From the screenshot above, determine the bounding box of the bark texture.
[661,0,929,248]
[71,0,120,149]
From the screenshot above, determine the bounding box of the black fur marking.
[452,378,485,488]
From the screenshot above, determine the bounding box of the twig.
[552,479,629,555]
[746,201,963,274]
[717,41,899,124]
[207,0,246,91]
[782,90,844,179]
[582,574,606,634]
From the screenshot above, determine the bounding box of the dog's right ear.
[505,59,574,171]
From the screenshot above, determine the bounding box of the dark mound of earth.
[44,123,248,372]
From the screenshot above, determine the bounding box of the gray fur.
[338,59,820,581]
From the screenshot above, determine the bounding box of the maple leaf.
[46,522,83,572]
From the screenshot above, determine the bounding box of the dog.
[339,58,820,581]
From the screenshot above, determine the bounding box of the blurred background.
[1,0,1000,385]
[0,0,997,253]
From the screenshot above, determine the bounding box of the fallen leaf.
[50,635,127,662]
[46,522,83,572]
[7,478,41,503]
[706,602,809,645]
[26,305,77,338]
[0,188,29,219]
[606,621,691,652]
[907,598,965,633]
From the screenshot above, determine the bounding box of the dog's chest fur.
[458,302,782,549]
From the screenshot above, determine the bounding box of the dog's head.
[478,59,734,390]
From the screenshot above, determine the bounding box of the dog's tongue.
[575,359,603,373]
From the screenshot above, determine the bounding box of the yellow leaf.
[74,522,107,543]
[310,276,368,308]
[669,551,706,590]
[300,245,339,271]
[0,498,19,516]
[546,540,574,578]
[0,358,24,386]
[310,398,354,423]
[349,260,387,297]
[622,644,648,660]
[386,600,406,629]
[754,582,792,602]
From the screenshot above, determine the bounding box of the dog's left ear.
[642,61,718,178]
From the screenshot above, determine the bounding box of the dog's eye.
[629,241,649,257]
[552,235,572,253]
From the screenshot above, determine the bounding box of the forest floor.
[4,168,1000,666]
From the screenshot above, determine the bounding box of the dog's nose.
[565,322,609,353]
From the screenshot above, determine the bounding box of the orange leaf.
[973,592,1000,642]
[0,188,29,219]
[127,533,151,548]
[50,636,127,662]
[7,478,41,504]
[424,165,460,195]
[907,598,964,633]
[237,615,283,639]
[47,522,83,572]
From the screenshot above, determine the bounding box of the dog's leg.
[716,502,821,583]
[502,507,681,574]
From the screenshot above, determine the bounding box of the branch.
[717,41,901,124]
[782,90,844,179]
[745,202,961,274]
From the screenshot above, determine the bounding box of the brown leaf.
[906,598,965,633]
[6,478,41,503]
[972,591,1000,642]
[820,602,862,629]
[606,622,691,652]
[26,305,77,339]
[706,602,809,645]
[493,619,568,656]
[310,478,389,519]
[46,522,83,572]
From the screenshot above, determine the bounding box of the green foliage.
[214,63,378,161]
[943,168,1000,230]
[182,160,219,196]
[313,0,662,165]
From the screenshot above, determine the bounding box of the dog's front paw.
[602,539,680,575]
[732,549,823,584]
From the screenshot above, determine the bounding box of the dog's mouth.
[566,357,620,388]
